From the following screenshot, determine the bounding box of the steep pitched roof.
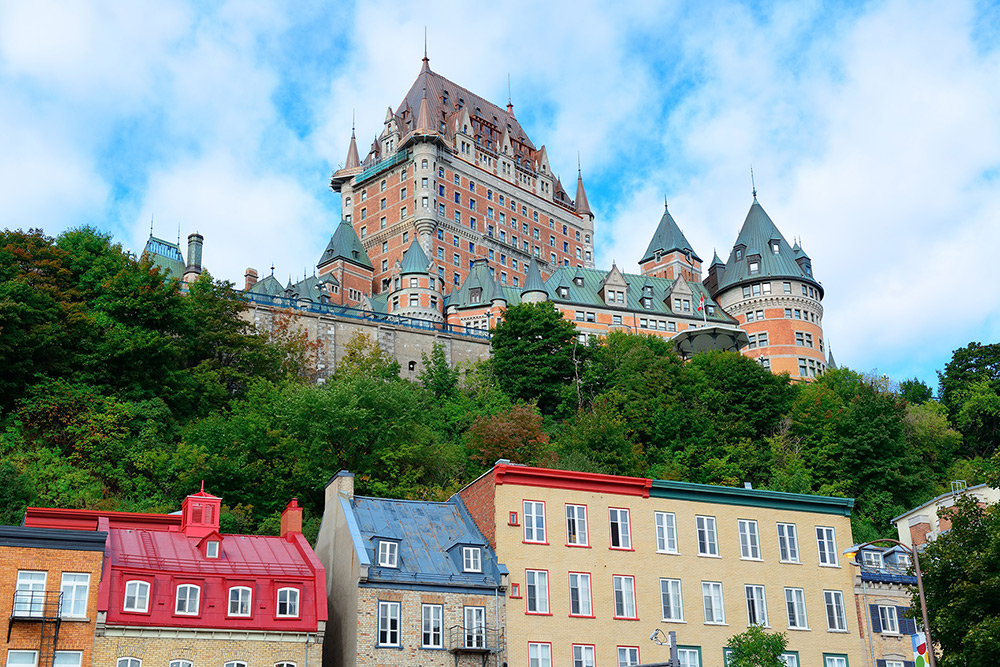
[399,240,430,275]
[246,274,285,297]
[521,258,548,297]
[317,219,373,270]
[450,260,522,310]
[575,169,592,218]
[344,128,360,170]
[717,197,818,292]
[641,203,701,264]
[143,236,186,279]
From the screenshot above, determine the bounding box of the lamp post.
[843,539,936,667]
[644,628,679,667]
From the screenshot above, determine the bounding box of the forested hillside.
[2,228,998,544]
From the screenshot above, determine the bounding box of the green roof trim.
[650,479,854,516]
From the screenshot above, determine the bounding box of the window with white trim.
[738,520,761,560]
[678,648,701,667]
[878,605,899,633]
[779,653,799,667]
[609,508,631,549]
[378,540,399,568]
[566,504,588,546]
[377,600,400,646]
[277,587,299,617]
[524,501,546,543]
[655,512,678,553]
[421,603,443,648]
[660,578,683,621]
[464,606,486,648]
[168,661,193,667]
[223,662,247,667]
[816,527,838,566]
[573,645,596,667]
[228,586,252,617]
[702,581,725,624]
[60,573,89,618]
[784,587,808,628]
[613,575,637,619]
[462,547,482,572]
[529,643,552,667]
[569,572,592,616]
[14,571,46,618]
[117,660,141,667]
[824,590,847,631]
[777,523,799,563]
[696,516,719,556]
[526,570,549,613]
[123,580,149,613]
[51,656,82,667]
[6,652,38,667]
[617,647,640,667]
[175,584,200,615]
[746,584,767,626]
[206,540,219,558]
[824,656,848,667]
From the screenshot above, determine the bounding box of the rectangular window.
[52,653,82,667]
[824,590,847,631]
[566,504,588,546]
[14,571,46,617]
[702,581,725,624]
[526,570,549,614]
[573,645,596,667]
[5,652,39,667]
[569,572,592,616]
[678,648,701,667]
[228,587,251,617]
[378,541,399,567]
[529,643,552,667]
[421,603,443,648]
[463,547,482,572]
[655,511,678,553]
[378,601,400,646]
[816,527,838,566]
[524,501,546,543]
[618,647,640,667]
[660,578,683,621]
[696,516,719,556]
[878,605,899,633]
[464,606,486,648]
[609,508,631,549]
[824,656,848,667]
[277,588,299,617]
[784,588,808,629]
[60,573,90,618]
[783,281,792,294]
[779,653,800,667]
[738,520,761,560]
[777,523,799,563]
[746,584,768,626]
[613,575,637,619]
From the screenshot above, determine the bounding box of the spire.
[521,258,548,299]
[640,200,700,264]
[751,165,757,199]
[415,87,434,134]
[344,120,360,170]
[710,249,724,267]
[575,160,593,218]
[827,347,838,370]
[421,27,430,73]
[506,74,513,115]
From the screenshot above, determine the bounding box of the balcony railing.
[9,591,63,621]
[859,564,918,585]
[447,624,502,653]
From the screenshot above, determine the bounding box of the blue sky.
[2,0,999,388]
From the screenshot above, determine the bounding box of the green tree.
[490,302,579,414]
[917,494,1000,667]
[419,343,459,398]
[900,377,934,405]
[938,342,1000,456]
[336,331,401,380]
[467,403,554,468]
[726,625,788,667]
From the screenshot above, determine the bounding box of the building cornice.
[494,464,651,497]
[650,480,853,516]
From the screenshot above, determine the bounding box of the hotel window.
[780,654,800,667]
[123,580,149,613]
[609,508,631,549]
[702,581,725,624]
[816,527,838,566]
[612,315,623,325]
[421,604,443,648]
[277,588,299,617]
[618,647,640,667]
[380,197,386,210]
[174,584,200,615]
[377,601,400,646]
[777,523,799,562]
[573,645,596,667]
[660,578,683,621]
[585,312,595,322]
[762,282,771,294]
[655,512,678,553]
[59,573,89,618]
[228,587,251,617]
[463,547,482,573]
[746,311,755,323]
[784,587,808,628]
[795,332,805,346]
[749,261,759,274]
[738,520,761,560]
[378,540,399,568]
[167,662,191,667]
[569,572,592,616]
[529,643,552,667]
[566,504,588,546]
[526,570,549,613]
[752,284,761,296]
[824,591,847,631]
[381,259,388,272]
[746,584,768,626]
[613,575,637,619]
[696,516,719,556]
[758,332,769,346]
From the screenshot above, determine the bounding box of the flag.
[697,292,704,312]
[912,632,929,667]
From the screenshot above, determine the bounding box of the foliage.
[419,343,459,398]
[917,494,1000,667]
[900,377,934,405]
[725,625,788,667]
[938,342,1000,456]
[467,403,554,468]
[335,331,401,380]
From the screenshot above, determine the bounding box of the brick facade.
[459,471,497,549]
[91,634,321,666]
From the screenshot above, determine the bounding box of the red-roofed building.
[24,489,326,667]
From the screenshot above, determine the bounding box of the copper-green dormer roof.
[641,203,701,264]
[246,274,285,297]
[710,249,724,267]
[521,258,548,297]
[717,197,821,295]
[143,236,186,279]
[317,219,372,270]
[399,240,430,275]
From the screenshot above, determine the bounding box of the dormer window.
[175,584,200,615]
[573,276,584,287]
[378,541,399,568]
[462,547,482,573]
[736,249,743,261]
[748,261,759,275]
[470,288,482,304]
[558,287,568,298]
[206,541,219,559]
[771,241,780,254]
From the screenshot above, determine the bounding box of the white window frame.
[816,527,838,566]
[617,647,640,667]
[228,586,252,617]
[738,520,761,560]
[678,648,701,667]
[878,604,899,634]
[861,550,884,568]
[565,504,588,546]
[655,512,678,554]
[53,653,83,667]
[569,572,592,616]
[529,643,552,667]
[824,657,848,667]
[614,575,637,619]
[745,584,768,626]
[174,584,200,616]
[14,571,46,618]
[421,603,443,648]
[462,547,482,573]
[777,523,799,563]
[524,501,546,543]
[609,508,631,549]
[123,580,150,613]
[702,581,725,624]
[464,606,487,649]
[223,662,247,667]
[378,540,399,568]
[824,590,847,631]
[779,654,799,667]
[696,516,719,557]
[525,569,549,614]
[6,651,39,667]
[206,540,220,558]
[59,573,89,619]
[276,587,300,617]
[660,578,683,621]
[784,587,808,629]
[573,644,596,667]
[377,600,401,646]
[117,660,141,667]
[168,662,193,667]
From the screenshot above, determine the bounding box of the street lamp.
[843,539,936,667]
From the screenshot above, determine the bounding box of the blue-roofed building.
[316,472,508,667]
[846,544,919,667]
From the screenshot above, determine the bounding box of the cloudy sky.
[2,0,998,387]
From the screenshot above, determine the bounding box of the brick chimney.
[281,497,303,538]
[245,267,259,290]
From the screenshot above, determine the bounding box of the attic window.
[470,288,482,304]
[206,541,219,559]
[771,242,780,254]
[573,276,584,287]
[558,287,568,298]
[378,541,399,568]
[462,547,482,573]
[736,249,743,260]
[749,261,759,275]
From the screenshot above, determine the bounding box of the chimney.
[281,498,303,538]
[185,232,204,274]
[325,470,355,508]
[245,267,259,290]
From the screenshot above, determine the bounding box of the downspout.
[862,577,875,667]
[304,632,309,667]
[495,585,500,667]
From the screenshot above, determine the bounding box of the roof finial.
[200,479,205,493]
[352,109,355,135]
[750,164,757,199]
[421,28,430,72]
[270,263,275,276]
[507,74,513,114]
[577,153,581,176]
[149,214,154,238]
[177,221,181,246]
[664,194,669,211]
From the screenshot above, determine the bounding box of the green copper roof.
[246,274,285,297]
[650,479,854,516]
[450,259,522,310]
[521,258,548,296]
[399,240,430,275]
[143,236,186,279]
[716,198,819,293]
[318,219,372,270]
[641,204,701,264]
[710,249,724,267]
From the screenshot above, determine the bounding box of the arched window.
[277,588,300,618]
[175,584,200,615]
[117,660,141,667]
[223,663,248,667]
[169,661,193,667]
[123,581,150,613]
[229,586,252,617]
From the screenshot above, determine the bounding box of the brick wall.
[459,471,497,549]
[909,521,931,547]
[92,634,321,667]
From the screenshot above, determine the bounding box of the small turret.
[183,232,204,284]
[575,165,593,222]
[520,258,549,303]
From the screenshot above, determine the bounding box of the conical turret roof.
[575,168,592,218]
[344,128,360,170]
[399,240,430,275]
[641,202,701,263]
[710,249,724,267]
[716,197,820,293]
[317,219,372,270]
[521,258,548,297]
